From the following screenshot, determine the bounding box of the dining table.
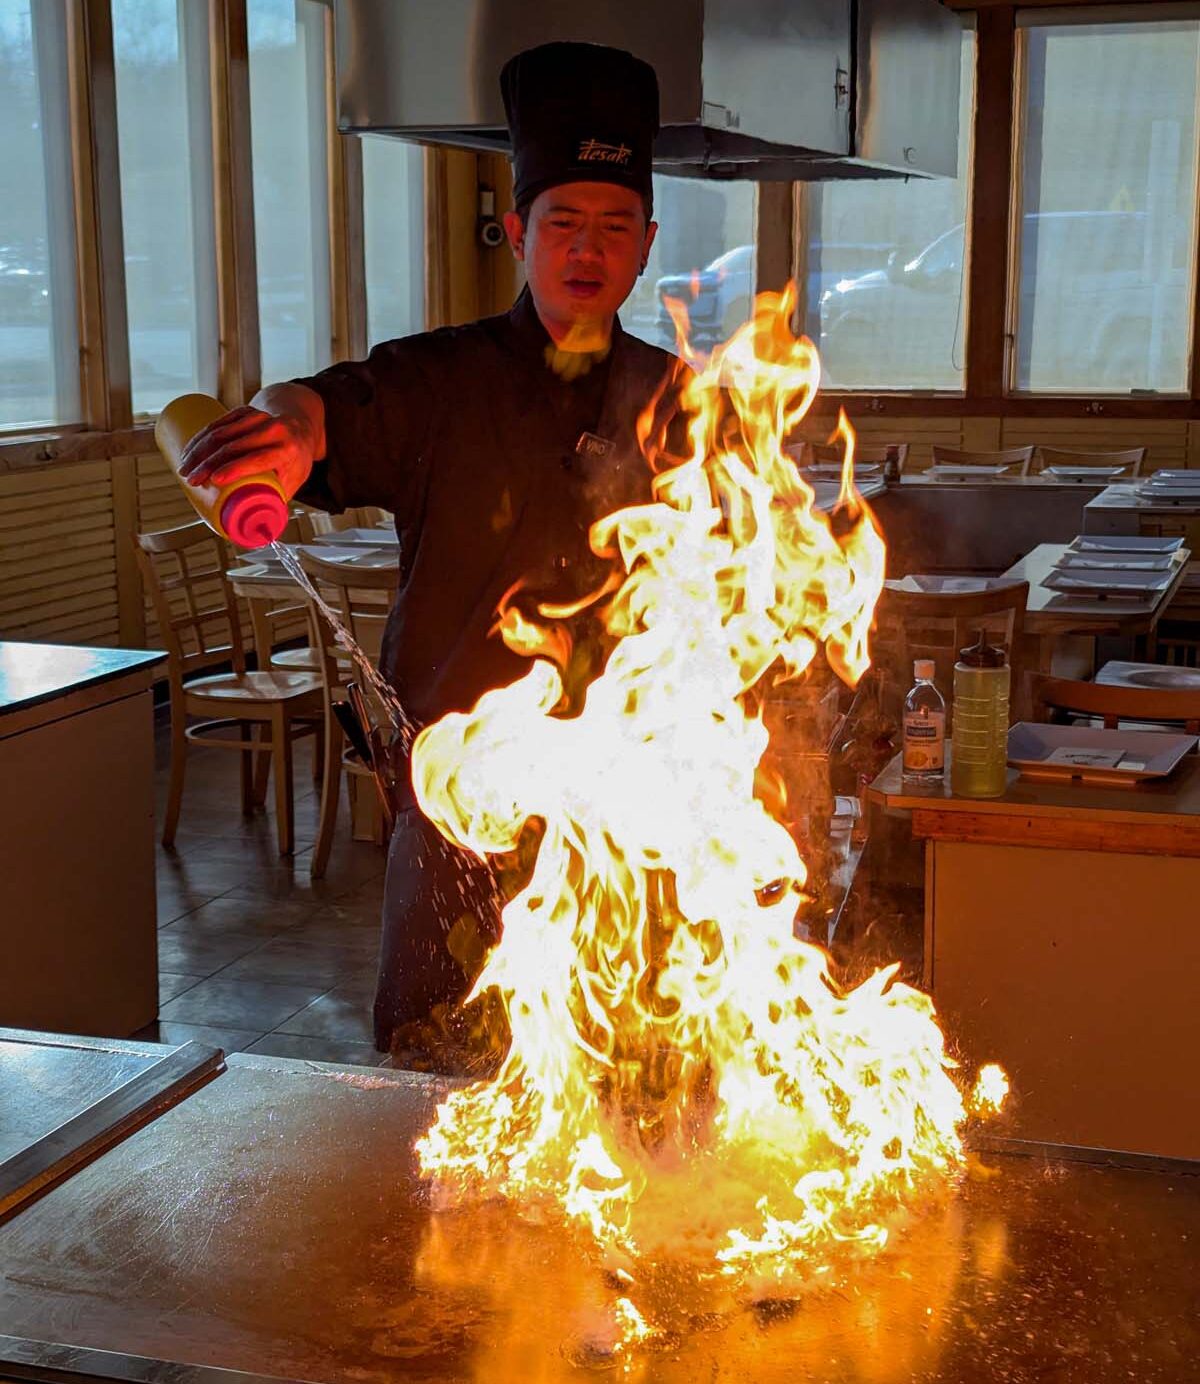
[1083,481,1200,537]
[1000,541,1191,673]
[226,536,400,656]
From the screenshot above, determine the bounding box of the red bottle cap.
[220,484,289,548]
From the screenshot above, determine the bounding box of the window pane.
[362,136,425,348]
[249,0,330,383]
[1014,20,1200,394]
[113,0,218,415]
[0,0,79,427]
[623,176,757,352]
[806,30,975,392]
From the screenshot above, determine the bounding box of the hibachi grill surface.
[0,1052,1197,1383]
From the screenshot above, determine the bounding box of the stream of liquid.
[269,540,414,749]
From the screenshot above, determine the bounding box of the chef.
[179,40,684,1061]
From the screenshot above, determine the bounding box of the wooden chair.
[1033,446,1146,477]
[297,550,400,878]
[807,441,910,474]
[875,582,1029,729]
[930,445,1034,476]
[135,521,324,854]
[1029,674,1200,734]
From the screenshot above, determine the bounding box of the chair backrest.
[1029,674,1200,734]
[931,445,1034,476]
[875,582,1029,726]
[134,521,246,680]
[296,550,399,707]
[1034,446,1146,477]
[808,441,909,474]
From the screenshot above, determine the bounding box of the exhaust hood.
[333,0,964,181]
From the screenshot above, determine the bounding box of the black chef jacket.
[295,286,680,735]
[293,288,682,1053]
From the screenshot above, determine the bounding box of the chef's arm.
[177,382,326,500]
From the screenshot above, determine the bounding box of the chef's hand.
[177,383,325,498]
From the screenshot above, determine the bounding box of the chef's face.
[504,182,657,345]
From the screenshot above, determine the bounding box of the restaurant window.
[1013,14,1200,395]
[0,0,79,428]
[623,176,757,354]
[803,27,975,392]
[248,0,331,384]
[361,135,425,348]
[112,0,218,415]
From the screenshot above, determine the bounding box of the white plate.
[1008,722,1196,785]
[1097,662,1200,691]
[1068,535,1183,555]
[311,526,399,546]
[1043,566,1175,596]
[1145,470,1200,485]
[1043,465,1128,481]
[886,574,1013,595]
[1053,551,1174,572]
[287,543,395,568]
[1134,483,1200,501]
[928,464,1018,480]
[802,464,883,482]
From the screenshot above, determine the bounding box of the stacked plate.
[1134,469,1200,502]
[1045,535,1181,598]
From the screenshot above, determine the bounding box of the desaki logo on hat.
[577,138,632,165]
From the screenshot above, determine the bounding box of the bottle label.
[903,711,945,771]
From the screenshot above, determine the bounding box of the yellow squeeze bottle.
[155,393,289,548]
[950,629,1011,799]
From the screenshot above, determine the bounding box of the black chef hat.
[500,41,659,215]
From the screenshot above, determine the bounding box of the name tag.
[575,432,614,461]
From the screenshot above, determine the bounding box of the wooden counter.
[869,752,1200,1160]
[0,642,166,1038]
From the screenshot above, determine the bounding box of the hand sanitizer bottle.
[902,659,946,786]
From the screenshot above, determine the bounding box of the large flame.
[413,289,995,1301]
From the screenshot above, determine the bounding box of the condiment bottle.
[155,393,289,548]
[951,629,1011,799]
[902,659,945,786]
[884,445,901,484]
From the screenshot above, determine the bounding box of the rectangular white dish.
[1007,721,1197,785]
[885,574,1008,595]
[928,464,1018,480]
[1042,566,1175,596]
[803,462,882,480]
[311,527,399,546]
[1068,535,1184,555]
[1043,465,1128,481]
[1134,484,1200,502]
[1144,470,1200,485]
[1053,551,1174,572]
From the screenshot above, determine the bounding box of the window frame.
[5,0,1200,446]
[0,0,429,447]
[1004,4,1200,399]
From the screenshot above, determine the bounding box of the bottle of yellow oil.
[950,630,1011,799]
[155,393,289,548]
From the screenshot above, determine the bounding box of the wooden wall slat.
[0,577,117,622]
[0,459,120,642]
[0,554,116,597]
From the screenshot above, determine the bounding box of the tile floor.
[137,711,392,1066]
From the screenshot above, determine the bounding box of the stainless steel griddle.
[1,1035,1197,1384]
